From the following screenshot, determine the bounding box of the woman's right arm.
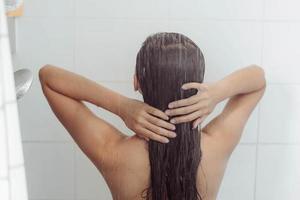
[166,64,266,152]
[210,64,266,106]
[202,65,266,144]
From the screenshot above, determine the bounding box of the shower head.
[14,68,33,100]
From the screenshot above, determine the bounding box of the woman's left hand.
[164,82,217,129]
[119,97,177,143]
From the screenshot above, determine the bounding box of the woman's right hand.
[164,82,217,128]
[119,98,177,143]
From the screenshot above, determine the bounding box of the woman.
[39,32,266,200]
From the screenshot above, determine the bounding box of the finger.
[146,106,169,120]
[168,95,200,109]
[165,102,204,116]
[170,110,204,124]
[142,136,150,141]
[146,114,176,130]
[137,134,149,141]
[140,127,170,143]
[144,120,177,138]
[192,115,207,129]
[182,82,208,91]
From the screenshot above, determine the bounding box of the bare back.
[93,86,266,200]
[96,131,231,200]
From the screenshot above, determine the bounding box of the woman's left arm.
[39,64,130,164]
[39,65,126,116]
[39,65,176,159]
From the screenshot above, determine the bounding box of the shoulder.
[98,134,149,171]
[201,86,265,156]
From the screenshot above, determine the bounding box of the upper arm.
[202,85,266,154]
[40,81,126,165]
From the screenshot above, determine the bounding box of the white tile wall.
[14,18,75,72]
[75,144,112,199]
[262,22,300,84]
[75,19,169,81]
[168,20,263,82]
[75,0,169,20]
[168,0,264,20]
[13,0,300,199]
[22,0,74,17]
[264,0,300,20]
[256,145,300,200]
[23,143,74,199]
[259,84,300,144]
[217,145,257,200]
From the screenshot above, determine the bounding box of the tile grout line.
[258,142,300,146]
[1,99,17,107]
[9,163,25,169]
[253,1,266,198]
[266,82,300,85]
[16,15,300,23]
[0,33,9,37]
[0,176,8,180]
[73,143,77,200]
[253,103,261,200]
[73,1,77,199]
[22,140,72,143]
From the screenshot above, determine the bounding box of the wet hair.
[135,32,205,200]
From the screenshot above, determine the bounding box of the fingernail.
[170,132,177,137]
[164,138,170,143]
[168,104,173,108]
[170,119,176,124]
[165,110,170,115]
[181,85,186,89]
[172,125,176,130]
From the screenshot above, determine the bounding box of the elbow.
[251,64,267,89]
[39,64,54,85]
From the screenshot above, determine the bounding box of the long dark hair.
[135,32,205,200]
